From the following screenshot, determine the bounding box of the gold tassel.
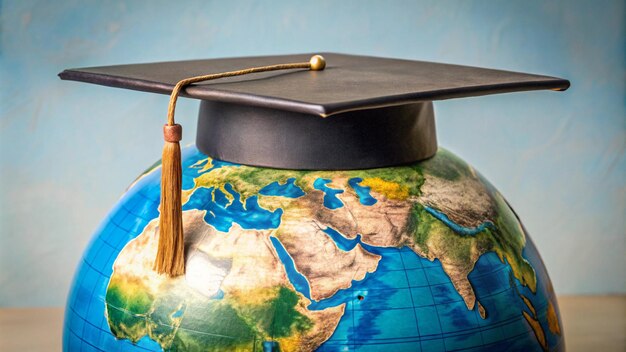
[153,55,326,277]
[154,123,185,276]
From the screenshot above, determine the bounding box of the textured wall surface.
[0,0,624,307]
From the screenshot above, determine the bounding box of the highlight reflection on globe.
[63,146,563,351]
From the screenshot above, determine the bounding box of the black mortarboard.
[59,52,569,170]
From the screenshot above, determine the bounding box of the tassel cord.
[167,62,310,126]
[155,56,325,277]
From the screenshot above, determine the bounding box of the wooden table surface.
[1,295,624,351]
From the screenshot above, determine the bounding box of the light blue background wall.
[0,0,624,307]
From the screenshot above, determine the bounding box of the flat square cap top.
[59,53,569,117]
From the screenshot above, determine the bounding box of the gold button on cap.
[309,55,326,71]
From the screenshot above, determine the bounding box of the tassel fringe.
[154,124,185,276]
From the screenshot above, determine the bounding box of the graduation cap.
[59,53,569,276]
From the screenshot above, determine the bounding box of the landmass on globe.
[104,148,561,351]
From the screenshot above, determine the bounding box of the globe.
[63,145,564,351]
